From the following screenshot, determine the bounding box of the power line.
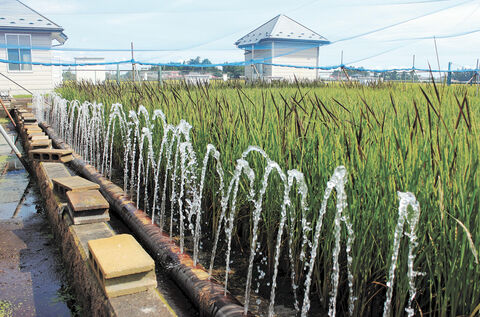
[385,27,480,41]
[330,0,474,44]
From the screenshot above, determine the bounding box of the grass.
[55,79,480,316]
[12,94,32,99]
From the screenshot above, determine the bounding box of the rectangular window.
[6,34,32,71]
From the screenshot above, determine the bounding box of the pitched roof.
[0,0,67,44]
[235,14,329,47]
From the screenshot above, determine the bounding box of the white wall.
[75,58,106,83]
[244,49,272,81]
[0,31,54,95]
[272,46,318,81]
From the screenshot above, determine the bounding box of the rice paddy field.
[54,80,479,316]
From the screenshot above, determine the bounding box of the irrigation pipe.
[38,121,252,317]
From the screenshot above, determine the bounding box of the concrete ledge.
[34,161,175,317]
[13,111,176,317]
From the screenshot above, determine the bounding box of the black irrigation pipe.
[39,122,252,317]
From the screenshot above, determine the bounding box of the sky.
[22,0,480,70]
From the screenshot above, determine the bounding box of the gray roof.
[235,14,328,47]
[0,0,67,44]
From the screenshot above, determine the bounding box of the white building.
[184,73,210,84]
[0,0,67,95]
[235,14,329,81]
[74,57,106,82]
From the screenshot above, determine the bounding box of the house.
[0,0,67,95]
[235,14,329,81]
[75,57,106,82]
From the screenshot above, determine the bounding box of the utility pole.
[476,58,479,96]
[131,42,135,82]
[412,55,415,83]
[157,66,163,86]
[116,64,120,83]
[339,50,343,81]
[447,62,452,86]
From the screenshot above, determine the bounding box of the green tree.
[223,65,244,78]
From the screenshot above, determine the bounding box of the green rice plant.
[55,79,480,316]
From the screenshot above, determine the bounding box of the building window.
[6,34,32,71]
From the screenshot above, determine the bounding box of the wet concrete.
[0,121,73,316]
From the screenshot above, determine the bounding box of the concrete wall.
[0,31,54,95]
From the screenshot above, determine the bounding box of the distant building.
[74,57,106,82]
[184,73,210,84]
[235,14,329,81]
[0,0,67,95]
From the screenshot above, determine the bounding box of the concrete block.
[24,125,42,133]
[53,176,100,198]
[22,117,37,123]
[39,162,71,188]
[88,234,157,298]
[27,131,46,138]
[29,135,49,141]
[67,190,109,213]
[28,139,52,151]
[66,207,110,225]
[30,148,73,163]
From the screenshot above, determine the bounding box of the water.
[0,120,75,316]
[38,94,423,317]
[382,192,421,317]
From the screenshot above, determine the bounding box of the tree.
[223,64,244,78]
[62,68,76,81]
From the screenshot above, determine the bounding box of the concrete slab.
[67,190,109,212]
[88,234,157,298]
[27,132,45,138]
[28,139,51,151]
[71,222,115,252]
[66,207,110,225]
[110,289,176,317]
[24,126,42,133]
[22,117,37,123]
[88,234,155,279]
[102,270,157,298]
[29,135,49,141]
[39,162,71,189]
[53,176,100,193]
